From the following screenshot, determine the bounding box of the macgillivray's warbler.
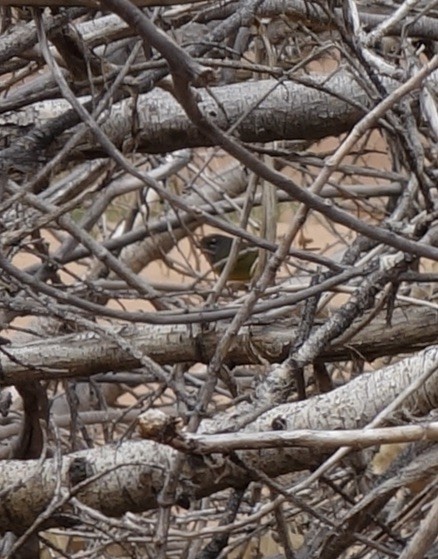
[200,234,258,282]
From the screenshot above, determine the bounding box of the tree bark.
[0,306,436,384]
[0,346,437,534]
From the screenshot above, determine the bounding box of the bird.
[199,234,258,282]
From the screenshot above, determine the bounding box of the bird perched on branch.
[200,234,258,282]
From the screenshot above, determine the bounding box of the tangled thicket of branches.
[1,0,438,557]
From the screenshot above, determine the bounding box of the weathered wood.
[0,306,436,384]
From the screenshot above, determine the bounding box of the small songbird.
[200,234,258,282]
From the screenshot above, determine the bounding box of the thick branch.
[0,306,436,384]
[0,346,437,533]
[1,73,375,158]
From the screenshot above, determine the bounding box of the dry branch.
[0,73,398,157]
[0,346,437,533]
[1,0,438,555]
[0,306,436,384]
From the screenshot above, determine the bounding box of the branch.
[167,422,438,453]
[0,306,437,384]
[0,346,437,533]
[4,74,386,155]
